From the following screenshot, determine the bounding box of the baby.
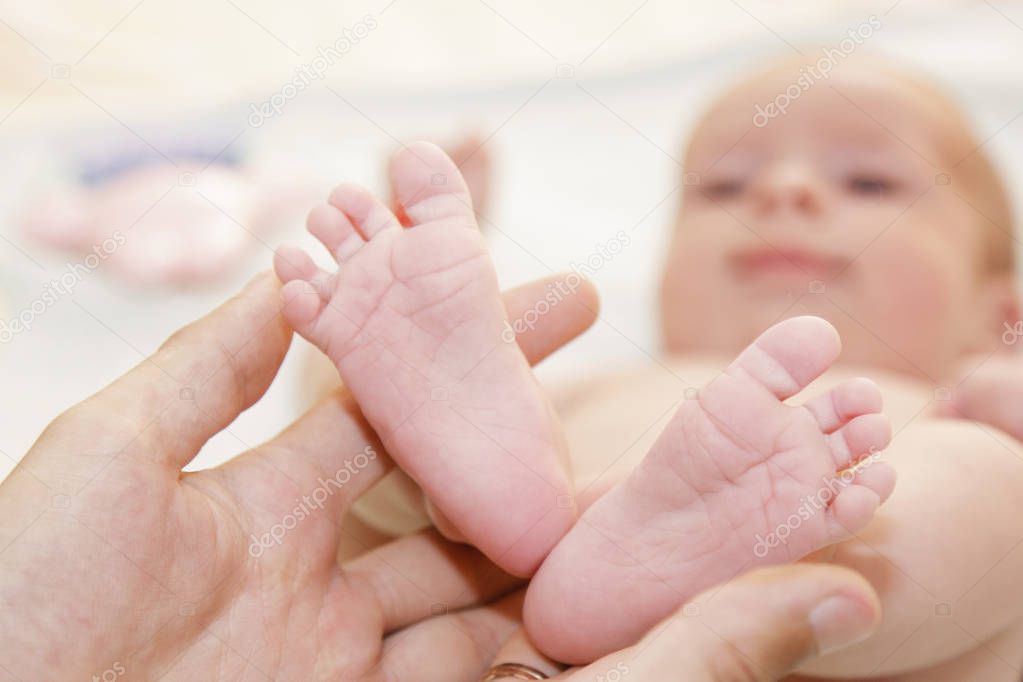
[276,54,1023,680]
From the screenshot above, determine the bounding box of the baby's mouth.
[730,246,848,279]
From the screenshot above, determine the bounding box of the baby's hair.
[889,57,1017,277]
[955,144,1016,276]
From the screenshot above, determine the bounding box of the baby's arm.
[799,417,1023,677]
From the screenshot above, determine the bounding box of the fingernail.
[808,594,878,655]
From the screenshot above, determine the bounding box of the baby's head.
[660,54,1018,381]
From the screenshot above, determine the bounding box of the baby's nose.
[752,162,825,215]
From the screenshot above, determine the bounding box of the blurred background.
[1,0,1021,476]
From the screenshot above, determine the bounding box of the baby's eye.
[701,179,745,200]
[846,175,897,196]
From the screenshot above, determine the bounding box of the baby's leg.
[273,143,574,577]
[525,317,895,663]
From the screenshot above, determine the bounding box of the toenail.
[684,387,699,400]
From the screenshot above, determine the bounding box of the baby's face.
[660,62,1010,381]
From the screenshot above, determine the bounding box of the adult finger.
[344,529,520,634]
[565,564,880,682]
[375,590,524,682]
[34,272,292,472]
[502,272,599,366]
[482,627,562,679]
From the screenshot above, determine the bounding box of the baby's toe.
[731,316,841,400]
[328,183,401,240]
[274,245,322,285]
[280,279,326,337]
[308,202,365,263]
[851,459,897,505]
[389,141,475,228]
[803,377,883,434]
[827,413,892,469]
[274,245,336,343]
[828,485,882,539]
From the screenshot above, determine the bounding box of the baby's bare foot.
[524,316,895,663]
[273,142,574,576]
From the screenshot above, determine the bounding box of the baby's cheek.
[662,236,710,294]
[861,240,964,341]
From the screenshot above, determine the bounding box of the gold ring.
[479,662,549,680]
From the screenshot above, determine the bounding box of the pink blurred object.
[23,162,315,287]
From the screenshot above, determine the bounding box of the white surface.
[1,2,1022,477]
[0,1,994,122]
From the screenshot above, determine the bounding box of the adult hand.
[0,271,597,681]
[488,564,880,682]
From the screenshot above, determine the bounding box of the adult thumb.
[567,564,880,682]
